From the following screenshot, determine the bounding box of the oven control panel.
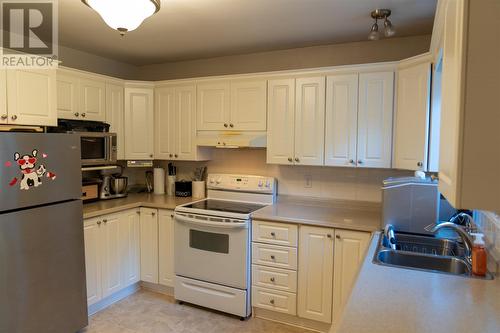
[207,174,276,193]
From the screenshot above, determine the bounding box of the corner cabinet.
[155,84,210,161]
[124,85,154,160]
[267,76,325,166]
[393,56,431,171]
[3,69,57,126]
[106,82,125,160]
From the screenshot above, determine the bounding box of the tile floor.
[80,290,311,333]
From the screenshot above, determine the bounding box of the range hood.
[197,131,267,148]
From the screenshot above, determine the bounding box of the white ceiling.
[58,0,437,66]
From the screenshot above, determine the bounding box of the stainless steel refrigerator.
[0,133,88,333]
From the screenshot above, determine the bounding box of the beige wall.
[58,34,431,81]
[137,34,431,80]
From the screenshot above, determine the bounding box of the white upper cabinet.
[357,71,394,168]
[297,226,334,323]
[324,74,358,167]
[0,69,6,125]
[79,78,106,121]
[57,69,106,122]
[106,82,125,160]
[394,58,431,171]
[124,85,154,160]
[5,69,57,126]
[56,72,79,120]
[294,76,326,166]
[197,81,230,130]
[267,78,296,165]
[230,79,267,130]
[155,84,209,161]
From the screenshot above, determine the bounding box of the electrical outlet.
[304,175,312,188]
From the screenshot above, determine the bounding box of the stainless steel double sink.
[373,232,494,280]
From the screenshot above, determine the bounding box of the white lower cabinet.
[139,207,159,283]
[297,226,334,323]
[252,220,370,328]
[333,229,370,323]
[158,210,175,287]
[83,209,140,307]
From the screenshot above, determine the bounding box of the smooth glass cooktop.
[184,199,266,214]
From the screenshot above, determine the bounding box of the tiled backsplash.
[474,210,500,262]
[124,149,412,202]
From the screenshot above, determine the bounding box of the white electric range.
[174,174,276,319]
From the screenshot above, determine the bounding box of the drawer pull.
[270,299,275,305]
[270,255,275,260]
[270,232,276,237]
[270,277,275,282]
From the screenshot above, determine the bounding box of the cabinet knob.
[327,234,332,238]
[171,214,174,218]
[270,277,275,282]
[81,113,86,118]
[74,112,79,117]
[97,221,102,225]
[0,114,7,120]
[270,232,276,237]
[336,235,341,240]
[270,299,275,305]
[11,115,17,121]
[150,154,154,158]
[169,154,173,158]
[349,159,355,164]
[174,154,178,158]
[294,157,299,163]
[103,219,107,224]
[152,212,156,216]
[229,123,234,128]
[288,157,293,162]
[224,123,228,128]
[136,211,140,214]
[358,160,363,164]
[417,161,423,167]
[270,255,275,260]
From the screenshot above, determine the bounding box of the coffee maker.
[100,175,128,200]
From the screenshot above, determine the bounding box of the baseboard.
[140,281,174,296]
[253,307,333,333]
[88,283,141,316]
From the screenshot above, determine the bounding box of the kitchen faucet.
[430,222,475,266]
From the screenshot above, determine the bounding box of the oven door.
[80,133,117,166]
[174,212,249,289]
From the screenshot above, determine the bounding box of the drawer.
[252,286,296,315]
[252,243,297,270]
[252,220,298,247]
[252,264,297,293]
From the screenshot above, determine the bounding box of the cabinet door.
[124,87,154,160]
[197,81,230,130]
[56,72,79,120]
[6,69,57,126]
[106,83,125,160]
[267,79,295,165]
[158,210,175,287]
[324,74,358,167]
[357,72,394,168]
[120,210,140,287]
[139,208,159,284]
[295,76,326,166]
[297,226,334,323]
[80,78,106,121]
[0,69,6,124]
[100,214,122,298]
[175,85,197,160]
[333,230,370,323]
[83,218,102,306]
[154,86,176,160]
[394,62,431,171]
[230,79,267,131]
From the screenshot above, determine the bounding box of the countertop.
[336,232,500,333]
[83,193,196,219]
[252,196,382,232]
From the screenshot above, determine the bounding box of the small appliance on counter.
[175,180,192,197]
[81,179,101,202]
[100,175,128,200]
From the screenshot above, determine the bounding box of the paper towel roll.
[154,168,165,195]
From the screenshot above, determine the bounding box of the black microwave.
[80,132,117,166]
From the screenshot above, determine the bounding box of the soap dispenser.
[471,233,487,276]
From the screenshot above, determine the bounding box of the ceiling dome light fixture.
[82,0,161,36]
[368,9,395,40]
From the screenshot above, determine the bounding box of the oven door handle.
[174,213,248,229]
